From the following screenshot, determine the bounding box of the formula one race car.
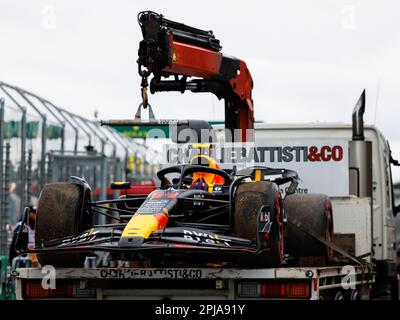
[16,153,334,268]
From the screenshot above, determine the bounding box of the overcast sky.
[1,0,400,180]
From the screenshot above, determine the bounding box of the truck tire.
[284,193,333,265]
[35,182,91,267]
[334,290,345,300]
[233,181,284,267]
[345,289,360,300]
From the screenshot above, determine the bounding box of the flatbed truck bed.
[14,265,374,300]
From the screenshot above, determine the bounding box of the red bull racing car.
[16,153,334,268]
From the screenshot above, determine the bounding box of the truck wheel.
[35,182,91,267]
[345,289,360,300]
[233,181,284,267]
[284,193,334,265]
[334,290,345,300]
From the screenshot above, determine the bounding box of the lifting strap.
[288,218,368,268]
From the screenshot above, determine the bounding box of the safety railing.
[0,81,161,256]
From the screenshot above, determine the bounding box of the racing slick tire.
[284,193,334,265]
[233,181,285,267]
[35,182,91,267]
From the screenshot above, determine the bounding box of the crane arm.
[137,11,254,142]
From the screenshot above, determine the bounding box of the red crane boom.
[137,11,254,142]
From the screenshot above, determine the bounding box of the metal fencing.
[0,81,161,256]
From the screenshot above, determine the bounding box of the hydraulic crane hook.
[136,64,155,120]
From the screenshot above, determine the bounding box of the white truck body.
[252,123,397,262]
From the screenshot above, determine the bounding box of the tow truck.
[11,11,399,300]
